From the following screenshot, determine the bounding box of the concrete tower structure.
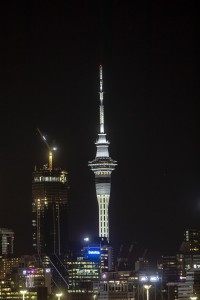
[88,65,117,241]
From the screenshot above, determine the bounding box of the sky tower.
[88,65,117,241]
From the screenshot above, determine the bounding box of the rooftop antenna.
[99,65,104,134]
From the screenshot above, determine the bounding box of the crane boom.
[37,128,50,150]
[37,128,53,171]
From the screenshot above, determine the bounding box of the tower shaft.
[97,194,109,238]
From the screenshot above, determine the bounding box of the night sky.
[0,1,200,260]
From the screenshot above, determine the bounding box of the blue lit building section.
[86,248,101,260]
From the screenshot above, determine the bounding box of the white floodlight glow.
[53,147,57,151]
[84,237,89,242]
[140,276,148,281]
[150,276,159,282]
[45,268,51,273]
[193,264,200,269]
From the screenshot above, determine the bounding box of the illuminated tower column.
[88,66,117,241]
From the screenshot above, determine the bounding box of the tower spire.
[99,65,104,134]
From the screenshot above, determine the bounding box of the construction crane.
[37,128,57,171]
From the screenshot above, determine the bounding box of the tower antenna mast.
[99,64,104,134]
[37,128,56,171]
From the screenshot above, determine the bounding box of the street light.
[20,290,27,300]
[144,285,152,300]
[56,293,63,300]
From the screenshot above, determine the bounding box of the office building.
[161,255,179,287]
[0,256,20,280]
[32,166,69,256]
[0,228,14,256]
[83,237,113,272]
[17,267,52,295]
[177,228,200,277]
[98,271,161,300]
[184,228,200,253]
[166,282,179,300]
[98,278,134,300]
[66,249,100,298]
[177,268,200,300]
[0,284,47,300]
[66,237,114,299]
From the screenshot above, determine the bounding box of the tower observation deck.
[88,65,117,241]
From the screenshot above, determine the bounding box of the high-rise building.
[0,256,20,279]
[178,268,200,300]
[82,237,113,272]
[161,255,179,287]
[177,228,200,277]
[67,257,100,295]
[184,228,200,253]
[88,65,117,241]
[32,166,69,256]
[0,228,14,256]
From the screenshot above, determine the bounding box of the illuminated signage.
[87,247,101,259]
[88,250,100,255]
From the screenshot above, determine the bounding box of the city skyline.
[0,1,199,259]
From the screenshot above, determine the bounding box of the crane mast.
[37,128,55,171]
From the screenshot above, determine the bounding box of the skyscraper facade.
[0,228,14,256]
[88,66,117,241]
[184,228,200,253]
[32,166,69,256]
